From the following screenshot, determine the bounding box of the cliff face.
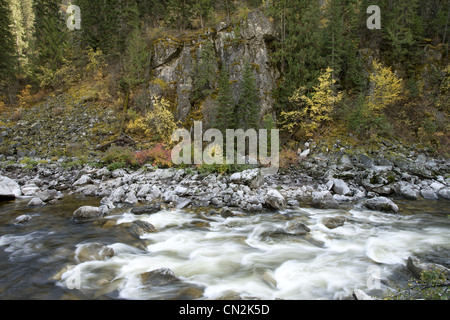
[150,9,279,124]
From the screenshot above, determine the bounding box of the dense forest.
[0,0,449,162]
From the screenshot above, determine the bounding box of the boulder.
[27,197,46,207]
[399,185,420,200]
[0,175,21,200]
[129,220,157,238]
[438,187,450,200]
[11,214,32,224]
[352,289,374,300]
[72,174,92,187]
[35,189,59,202]
[311,191,339,209]
[322,216,348,229]
[75,243,114,263]
[332,179,351,196]
[406,256,450,280]
[131,203,162,215]
[230,168,263,189]
[286,222,310,235]
[420,188,439,200]
[363,197,399,213]
[21,183,40,196]
[140,268,180,287]
[265,188,287,210]
[73,206,104,219]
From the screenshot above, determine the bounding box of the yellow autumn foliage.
[280,67,342,137]
[127,95,179,143]
[367,60,403,116]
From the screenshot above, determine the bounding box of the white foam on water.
[56,207,450,300]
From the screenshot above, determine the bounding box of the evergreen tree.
[214,63,236,132]
[118,25,150,137]
[238,61,260,130]
[0,0,16,85]
[269,0,326,111]
[8,0,35,76]
[33,0,69,73]
[192,40,217,102]
[323,0,363,90]
[383,0,424,73]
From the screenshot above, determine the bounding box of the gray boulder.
[438,187,450,200]
[131,203,162,215]
[129,220,157,238]
[140,268,180,287]
[311,191,339,209]
[230,168,263,189]
[0,175,21,200]
[363,197,399,213]
[332,179,351,196]
[265,188,287,210]
[322,216,348,229]
[27,197,46,207]
[73,206,104,219]
[420,188,439,200]
[407,256,450,280]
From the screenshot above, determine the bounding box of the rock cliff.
[150,9,279,124]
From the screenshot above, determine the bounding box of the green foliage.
[33,0,70,77]
[214,63,236,132]
[0,0,16,85]
[385,268,450,300]
[101,145,135,166]
[238,61,260,130]
[192,40,217,102]
[122,28,149,89]
[280,67,343,138]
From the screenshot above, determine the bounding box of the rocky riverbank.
[1,142,449,218]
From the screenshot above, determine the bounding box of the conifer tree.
[238,61,260,130]
[214,63,236,132]
[0,0,16,85]
[270,0,326,110]
[33,0,69,75]
[192,40,217,102]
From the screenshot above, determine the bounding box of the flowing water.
[0,195,449,300]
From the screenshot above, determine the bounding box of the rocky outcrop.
[150,9,279,123]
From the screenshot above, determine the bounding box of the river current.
[0,196,449,300]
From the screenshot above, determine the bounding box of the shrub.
[102,145,136,166]
[279,148,300,170]
[133,144,173,168]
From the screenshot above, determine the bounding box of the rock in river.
[363,197,399,213]
[73,206,104,219]
[0,175,21,200]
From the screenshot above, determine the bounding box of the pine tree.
[270,0,326,110]
[33,0,69,74]
[214,63,236,132]
[0,0,16,85]
[8,0,35,76]
[323,0,363,90]
[192,40,217,102]
[238,61,260,130]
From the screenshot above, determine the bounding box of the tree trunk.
[118,88,130,138]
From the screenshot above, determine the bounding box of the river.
[0,196,449,300]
